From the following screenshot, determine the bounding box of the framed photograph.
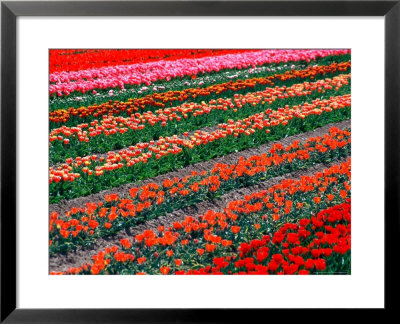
[1,0,398,322]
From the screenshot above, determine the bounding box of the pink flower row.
[49,49,350,96]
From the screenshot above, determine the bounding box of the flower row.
[50,53,350,110]
[49,74,351,163]
[49,95,350,202]
[50,159,351,275]
[49,127,350,253]
[49,49,253,73]
[49,61,351,126]
[178,201,351,275]
[49,49,350,96]
[50,93,351,176]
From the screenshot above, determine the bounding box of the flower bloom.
[231,226,241,234]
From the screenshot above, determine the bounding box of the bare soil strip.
[49,119,351,218]
[49,155,350,273]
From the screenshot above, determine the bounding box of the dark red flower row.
[180,201,351,275]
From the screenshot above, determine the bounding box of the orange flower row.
[49,127,350,249]
[49,93,350,183]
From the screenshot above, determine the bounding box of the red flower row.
[181,201,351,275]
[50,159,351,275]
[49,49,257,73]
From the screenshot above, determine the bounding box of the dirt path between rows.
[49,155,350,273]
[49,119,350,218]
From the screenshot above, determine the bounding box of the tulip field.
[49,49,351,275]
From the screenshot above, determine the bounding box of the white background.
[17,17,384,308]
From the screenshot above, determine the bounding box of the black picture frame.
[1,0,398,322]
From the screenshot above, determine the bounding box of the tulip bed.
[49,49,351,275]
[51,159,351,275]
